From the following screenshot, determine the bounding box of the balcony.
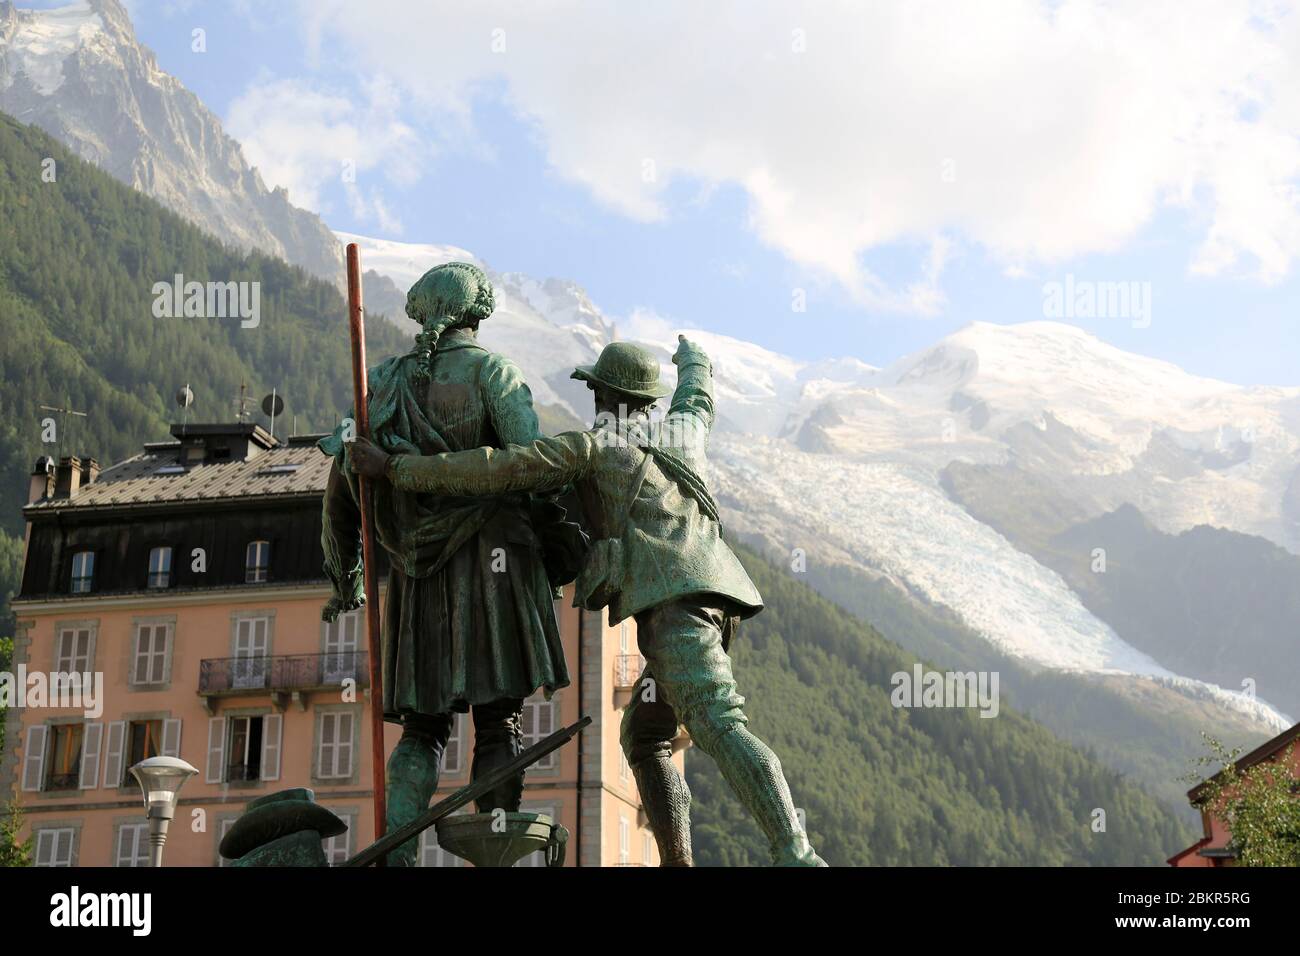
[198,652,369,714]
[613,653,645,706]
[613,654,644,689]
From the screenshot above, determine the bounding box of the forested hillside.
[686,544,1196,865]
[0,113,412,620]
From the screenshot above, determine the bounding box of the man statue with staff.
[318,261,575,866]
[348,334,825,867]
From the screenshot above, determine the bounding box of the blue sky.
[61,1,1300,383]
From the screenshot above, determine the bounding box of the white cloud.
[290,0,1300,305]
[225,74,422,230]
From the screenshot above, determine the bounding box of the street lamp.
[129,755,198,867]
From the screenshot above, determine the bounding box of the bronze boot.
[708,726,826,867]
[631,754,694,866]
[384,730,443,867]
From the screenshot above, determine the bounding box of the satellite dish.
[261,392,285,417]
[175,385,194,408]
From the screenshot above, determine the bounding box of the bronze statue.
[349,335,825,866]
[318,262,572,866]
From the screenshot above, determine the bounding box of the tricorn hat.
[572,342,671,400]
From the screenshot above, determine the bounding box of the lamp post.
[129,756,198,867]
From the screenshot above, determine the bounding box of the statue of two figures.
[223,262,824,868]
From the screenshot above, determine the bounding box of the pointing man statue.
[349,334,825,867]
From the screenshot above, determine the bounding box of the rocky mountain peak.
[0,0,344,284]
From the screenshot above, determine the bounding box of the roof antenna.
[261,390,285,444]
[175,385,194,434]
[39,397,88,460]
[233,381,253,423]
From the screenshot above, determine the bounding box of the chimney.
[28,456,55,504]
[53,455,82,499]
[81,457,100,486]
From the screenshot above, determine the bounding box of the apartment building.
[1,421,681,866]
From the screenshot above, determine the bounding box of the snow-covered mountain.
[782,322,1300,552]
[0,0,343,281]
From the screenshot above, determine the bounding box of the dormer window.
[70,551,94,594]
[147,546,173,589]
[246,540,270,583]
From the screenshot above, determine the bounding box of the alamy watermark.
[1042,273,1151,328]
[890,663,999,718]
[0,668,104,718]
[151,274,260,328]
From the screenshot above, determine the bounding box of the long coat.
[382,338,764,627]
[319,328,570,721]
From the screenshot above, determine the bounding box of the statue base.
[435,811,567,868]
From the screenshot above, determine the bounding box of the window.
[521,696,557,771]
[620,620,631,654]
[70,551,94,594]
[618,815,630,865]
[55,627,92,673]
[643,832,654,866]
[127,720,162,768]
[206,714,280,785]
[620,750,630,782]
[318,712,355,780]
[322,812,353,866]
[442,713,466,776]
[245,540,270,583]
[116,823,149,867]
[46,724,84,790]
[147,547,173,588]
[232,616,270,689]
[227,716,264,782]
[322,611,360,684]
[132,624,170,686]
[34,828,75,867]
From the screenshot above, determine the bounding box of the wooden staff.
[345,243,388,854]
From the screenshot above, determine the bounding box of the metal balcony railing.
[198,652,369,695]
[613,654,645,690]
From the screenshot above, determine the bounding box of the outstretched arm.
[667,335,715,432]
[348,432,598,497]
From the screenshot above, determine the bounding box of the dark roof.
[25,432,333,512]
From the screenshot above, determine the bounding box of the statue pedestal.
[435,811,567,868]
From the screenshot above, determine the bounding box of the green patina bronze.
[222,788,346,868]
[350,335,826,867]
[318,261,574,866]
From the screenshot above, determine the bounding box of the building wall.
[6,581,681,867]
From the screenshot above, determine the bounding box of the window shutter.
[78,722,103,789]
[338,713,354,778]
[101,720,126,788]
[56,829,74,866]
[34,830,55,866]
[115,826,132,868]
[22,725,48,792]
[131,626,147,685]
[261,714,283,781]
[162,718,182,758]
[317,712,334,776]
[205,717,226,783]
